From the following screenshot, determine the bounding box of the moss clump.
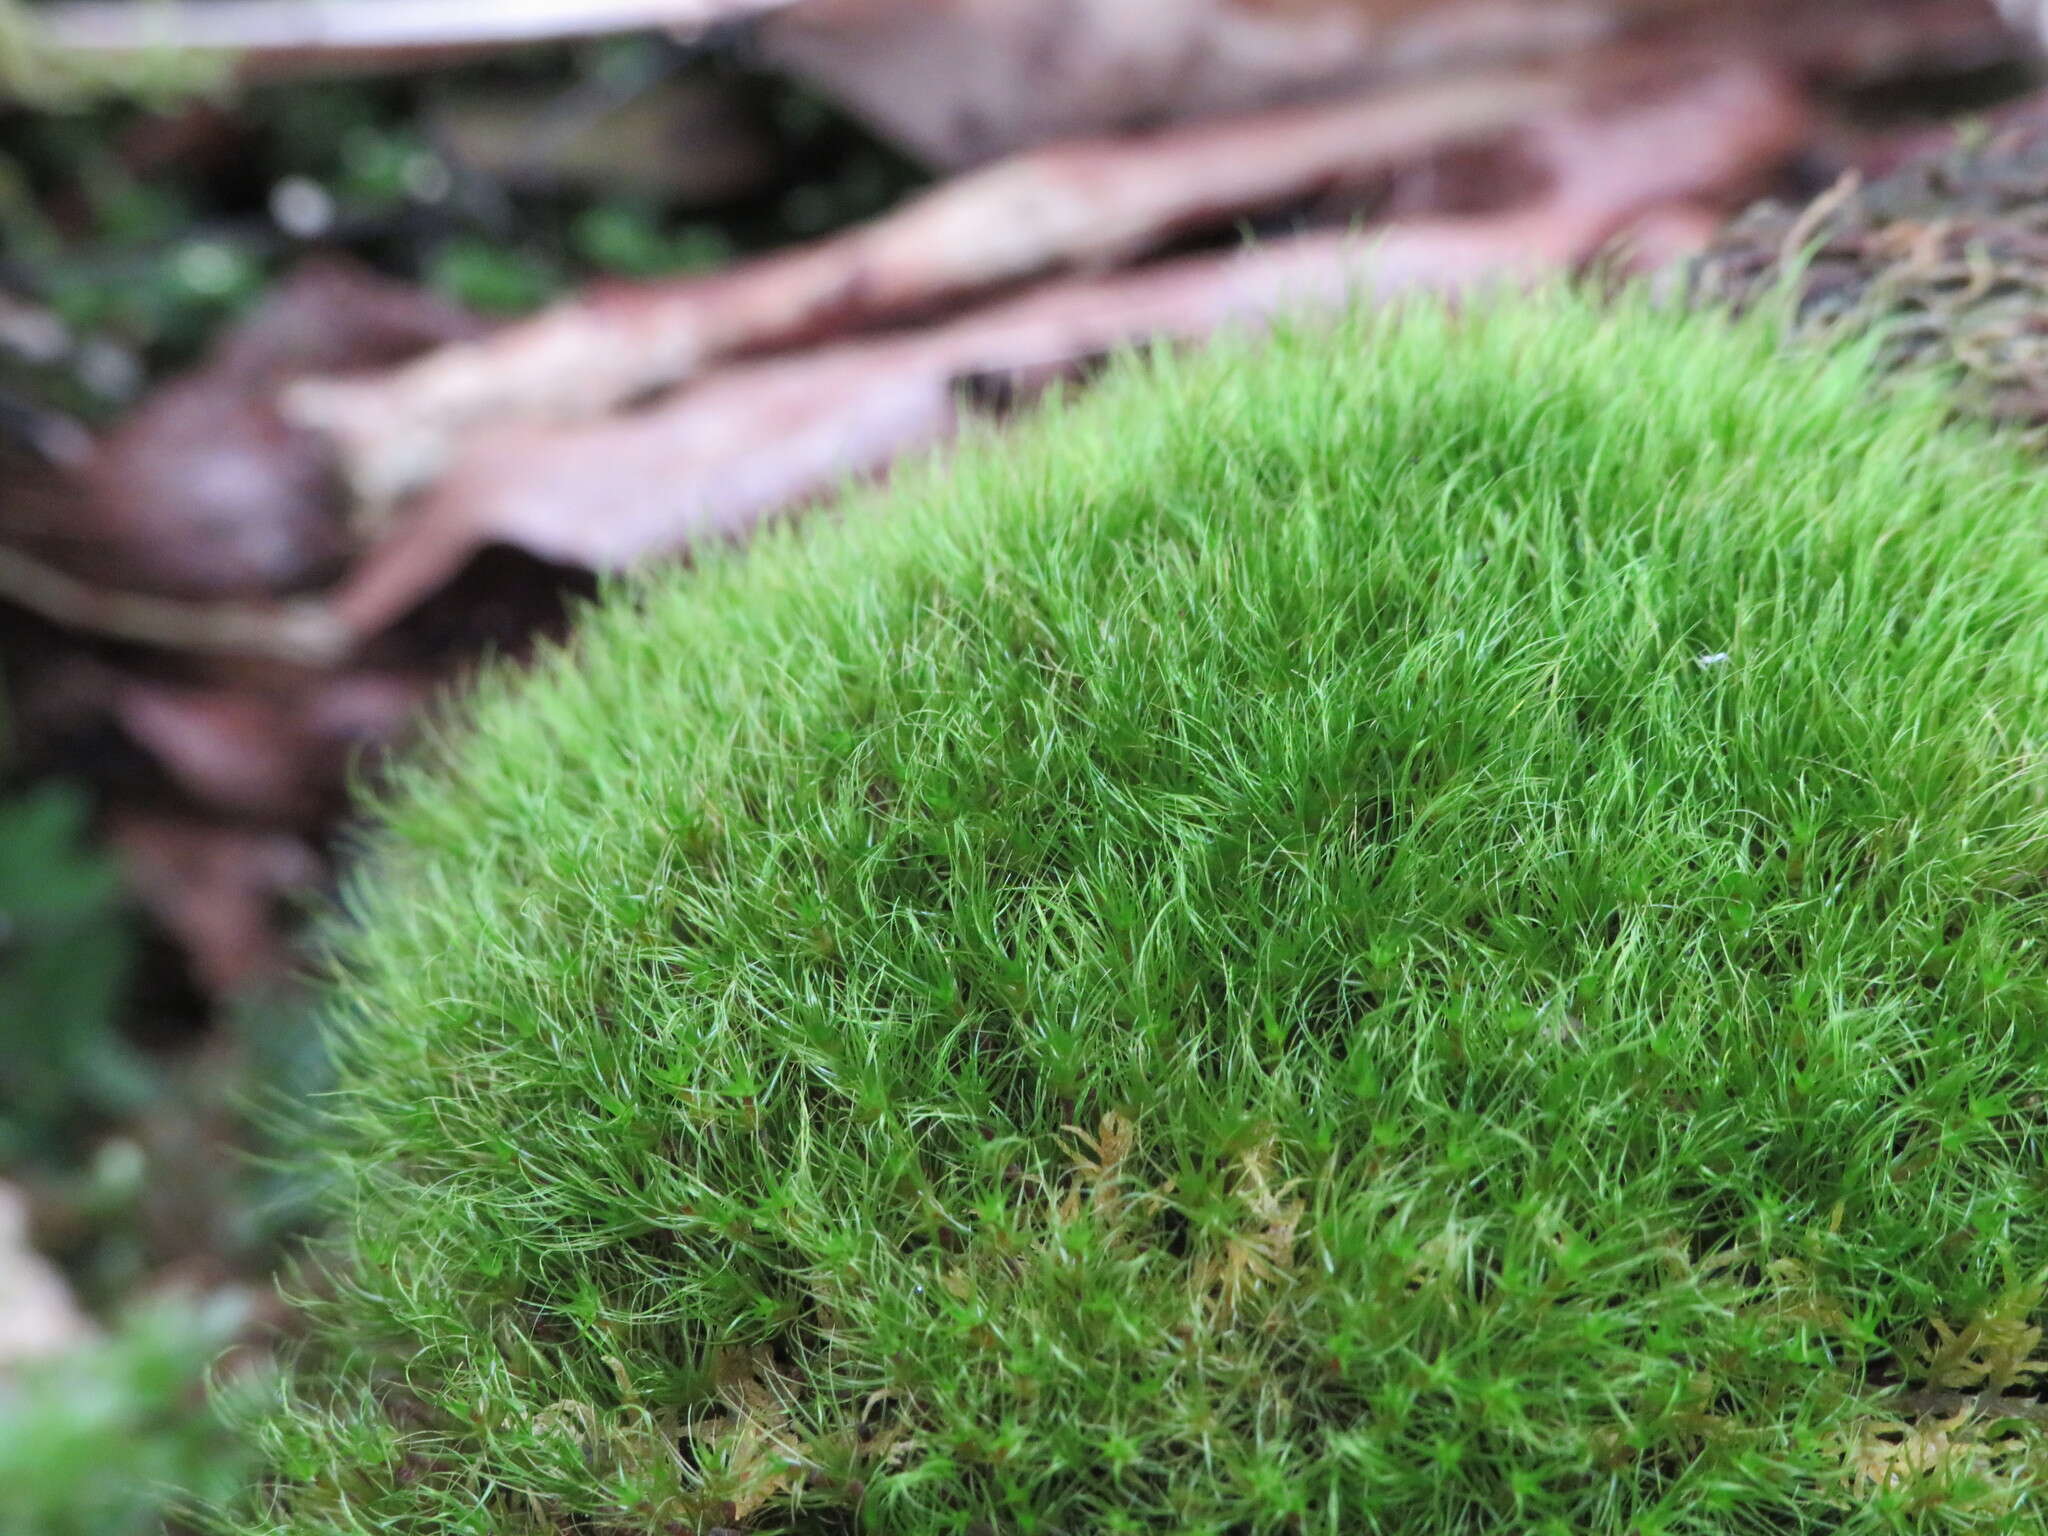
[237,294,2048,1534]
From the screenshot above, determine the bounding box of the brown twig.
[0,542,345,663]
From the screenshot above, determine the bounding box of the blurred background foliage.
[0,780,146,1168]
[0,729,273,1534]
[0,1293,256,1536]
[1,17,919,420]
[0,12,925,1531]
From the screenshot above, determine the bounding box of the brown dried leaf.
[761,0,2007,167]
[51,259,479,602]
[286,0,1998,516]
[1919,1281,2048,1396]
[283,64,1583,511]
[1060,1110,1137,1225]
[115,672,429,825]
[1838,1405,2044,1514]
[696,1348,809,1521]
[327,57,1804,636]
[1191,1137,1305,1317]
[758,0,1800,170]
[759,0,1392,167]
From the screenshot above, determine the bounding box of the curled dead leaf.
[284,63,1579,512]
[58,259,480,602]
[325,57,1804,636]
[115,672,429,826]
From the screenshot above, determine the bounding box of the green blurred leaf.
[0,1292,256,1536]
[429,236,561,315]
[0,785,150,1166]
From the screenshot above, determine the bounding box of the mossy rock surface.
[1689,111,2048,445]
[239,295,2048,1534]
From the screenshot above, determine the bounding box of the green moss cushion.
[241,295,2048,1534]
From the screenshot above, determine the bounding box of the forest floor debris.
[4,2,2048,1527]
